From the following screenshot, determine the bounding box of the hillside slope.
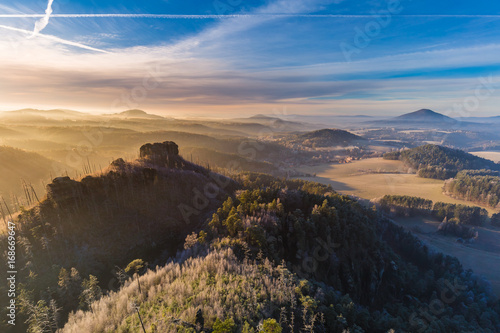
[297,129,364,147]
[58,172,500,333]
[182,146,278,174]
[0,146,69,210]
[63,249,298,333]
[0,141,237,331]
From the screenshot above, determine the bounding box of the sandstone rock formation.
[47,176,82,205]
[140,141,180,168]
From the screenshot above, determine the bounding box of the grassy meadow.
[470,151,500,163]
[298,158,500,215]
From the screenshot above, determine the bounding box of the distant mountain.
[0,125,21,137]
[9,108,85,116]
[1,108,169,121]
[369,109,484,129]
[229,114,315,132]
[396,109,453,122]
[113,109,165,119]
[297,128,365,147]
[0,108,87,120]
[280,114,386,129]
[0,146,70,209]
[248,114,273,119]
[465,115,500,123]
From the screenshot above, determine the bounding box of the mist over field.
[1,0,500,332]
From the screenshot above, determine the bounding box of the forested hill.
[384,144,500,179]
[297,128,364,147]
[2,142,499,332]
[0,146,70,210]
[0,141,237,332]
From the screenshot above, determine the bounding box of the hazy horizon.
[0,107,499,120]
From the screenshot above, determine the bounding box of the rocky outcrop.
[139,141,180,168]
[48,141,210,208]
[140,141,179,159]
[47,176,82,205]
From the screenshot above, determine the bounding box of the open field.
[470,151,500,163]
[393,216,500,296]
[298,158,499,215]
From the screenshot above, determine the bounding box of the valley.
[298,158,500,215]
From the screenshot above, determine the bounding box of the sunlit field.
[299,158,499,214]
[471,151,500,163]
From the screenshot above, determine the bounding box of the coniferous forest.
[444,170,500,209]
[1,142,499,332]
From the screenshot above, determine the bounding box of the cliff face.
[138,141,206,172]
[140,141,179,159]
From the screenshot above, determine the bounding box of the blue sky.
[0,0,499,117]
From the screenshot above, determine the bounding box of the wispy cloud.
[0,24,109,53]
[1,14,500,18]
[29,0,54,37]
[0,0,109,53]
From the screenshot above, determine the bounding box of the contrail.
[0,24,109,53]
[30,0,54,38]
[0,14,500,19]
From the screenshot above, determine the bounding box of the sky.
[0,0,499,117]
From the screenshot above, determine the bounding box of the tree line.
[383,144,500,180]
[378,195,489,226]
[444,169,500,209]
